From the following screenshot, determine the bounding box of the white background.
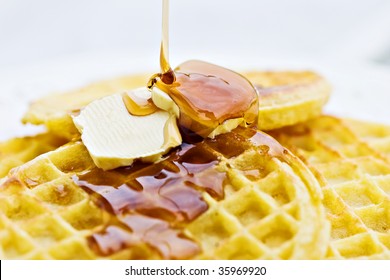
[0,0,390,140]
[2,260,390,280]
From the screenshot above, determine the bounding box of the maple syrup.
[153,1,259,139]
[159,0,175,85]
[156,60,259,139]
[73,0,268,259]
[122,91,158,116]
[73,137,227,259]
[71,128,287,259]
[136,0,260,140]
[126,0,174,116]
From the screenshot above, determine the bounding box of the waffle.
[245,71,330,130]
[22,71,331,139]
[270,116,390,259]
[0,133,67,178]
[22,74,150,140]
[0,127,328,259]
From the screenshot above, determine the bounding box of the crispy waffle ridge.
[22,71,331,139]
[0,133,67,178]
[0,128,328,259]
[270,116,390,259]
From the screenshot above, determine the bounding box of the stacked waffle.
[270,116,390,259]
[0,71,388,259]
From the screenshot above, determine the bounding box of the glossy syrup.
[159,0,175,84]
[72,128,288,259]
[125,0,174,117]
[73,140,226,259]
[122,91,158,116]
[76,0,266,259]
[146,1,260,140]
[156,60,259,139]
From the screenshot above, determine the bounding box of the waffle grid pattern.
[2,114,388,259]
[0,133,66,178]
[271,116,390,259]
[187,155,327,259]
[0,143,102,259]
[0,133,327,259]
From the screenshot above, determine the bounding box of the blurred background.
[0,0,390,139]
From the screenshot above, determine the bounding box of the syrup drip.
[73,140,227,259]
[127,0,174,115]
[122,91,158,116]
[160,0,175,84]
[87,214,199,259]
[136,0,260,141]
[77,0,265,260]
[72,128,288,259]
[147,1,259,140]
[156,60,259,139]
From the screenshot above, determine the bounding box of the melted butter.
[72,128,289,259]
[162,114,182,150]
[155,60,259,139]
[71,0,268,260]
[121,90,181,163]
[122,91,158,116]
[147,0,259,139]
[122,0,175,118]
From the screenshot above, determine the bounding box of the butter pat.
[208,118,244,138]
[151,87,180,117]
[152,86,244,139]
[73,88,181,170]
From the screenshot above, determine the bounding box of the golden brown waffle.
[22,71,331,139]
[245,71,330,130]
[270,116,390,259]
[0,128,328,259]
[0,133,67,178]
[342,118,390,162]
[22,74,150,139]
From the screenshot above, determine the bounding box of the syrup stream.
[160,0,175,84]
[76,0,264,259]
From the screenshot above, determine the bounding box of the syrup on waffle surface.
[21,71,331,139]
[0,127,328,259]
[269,115,390,259]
